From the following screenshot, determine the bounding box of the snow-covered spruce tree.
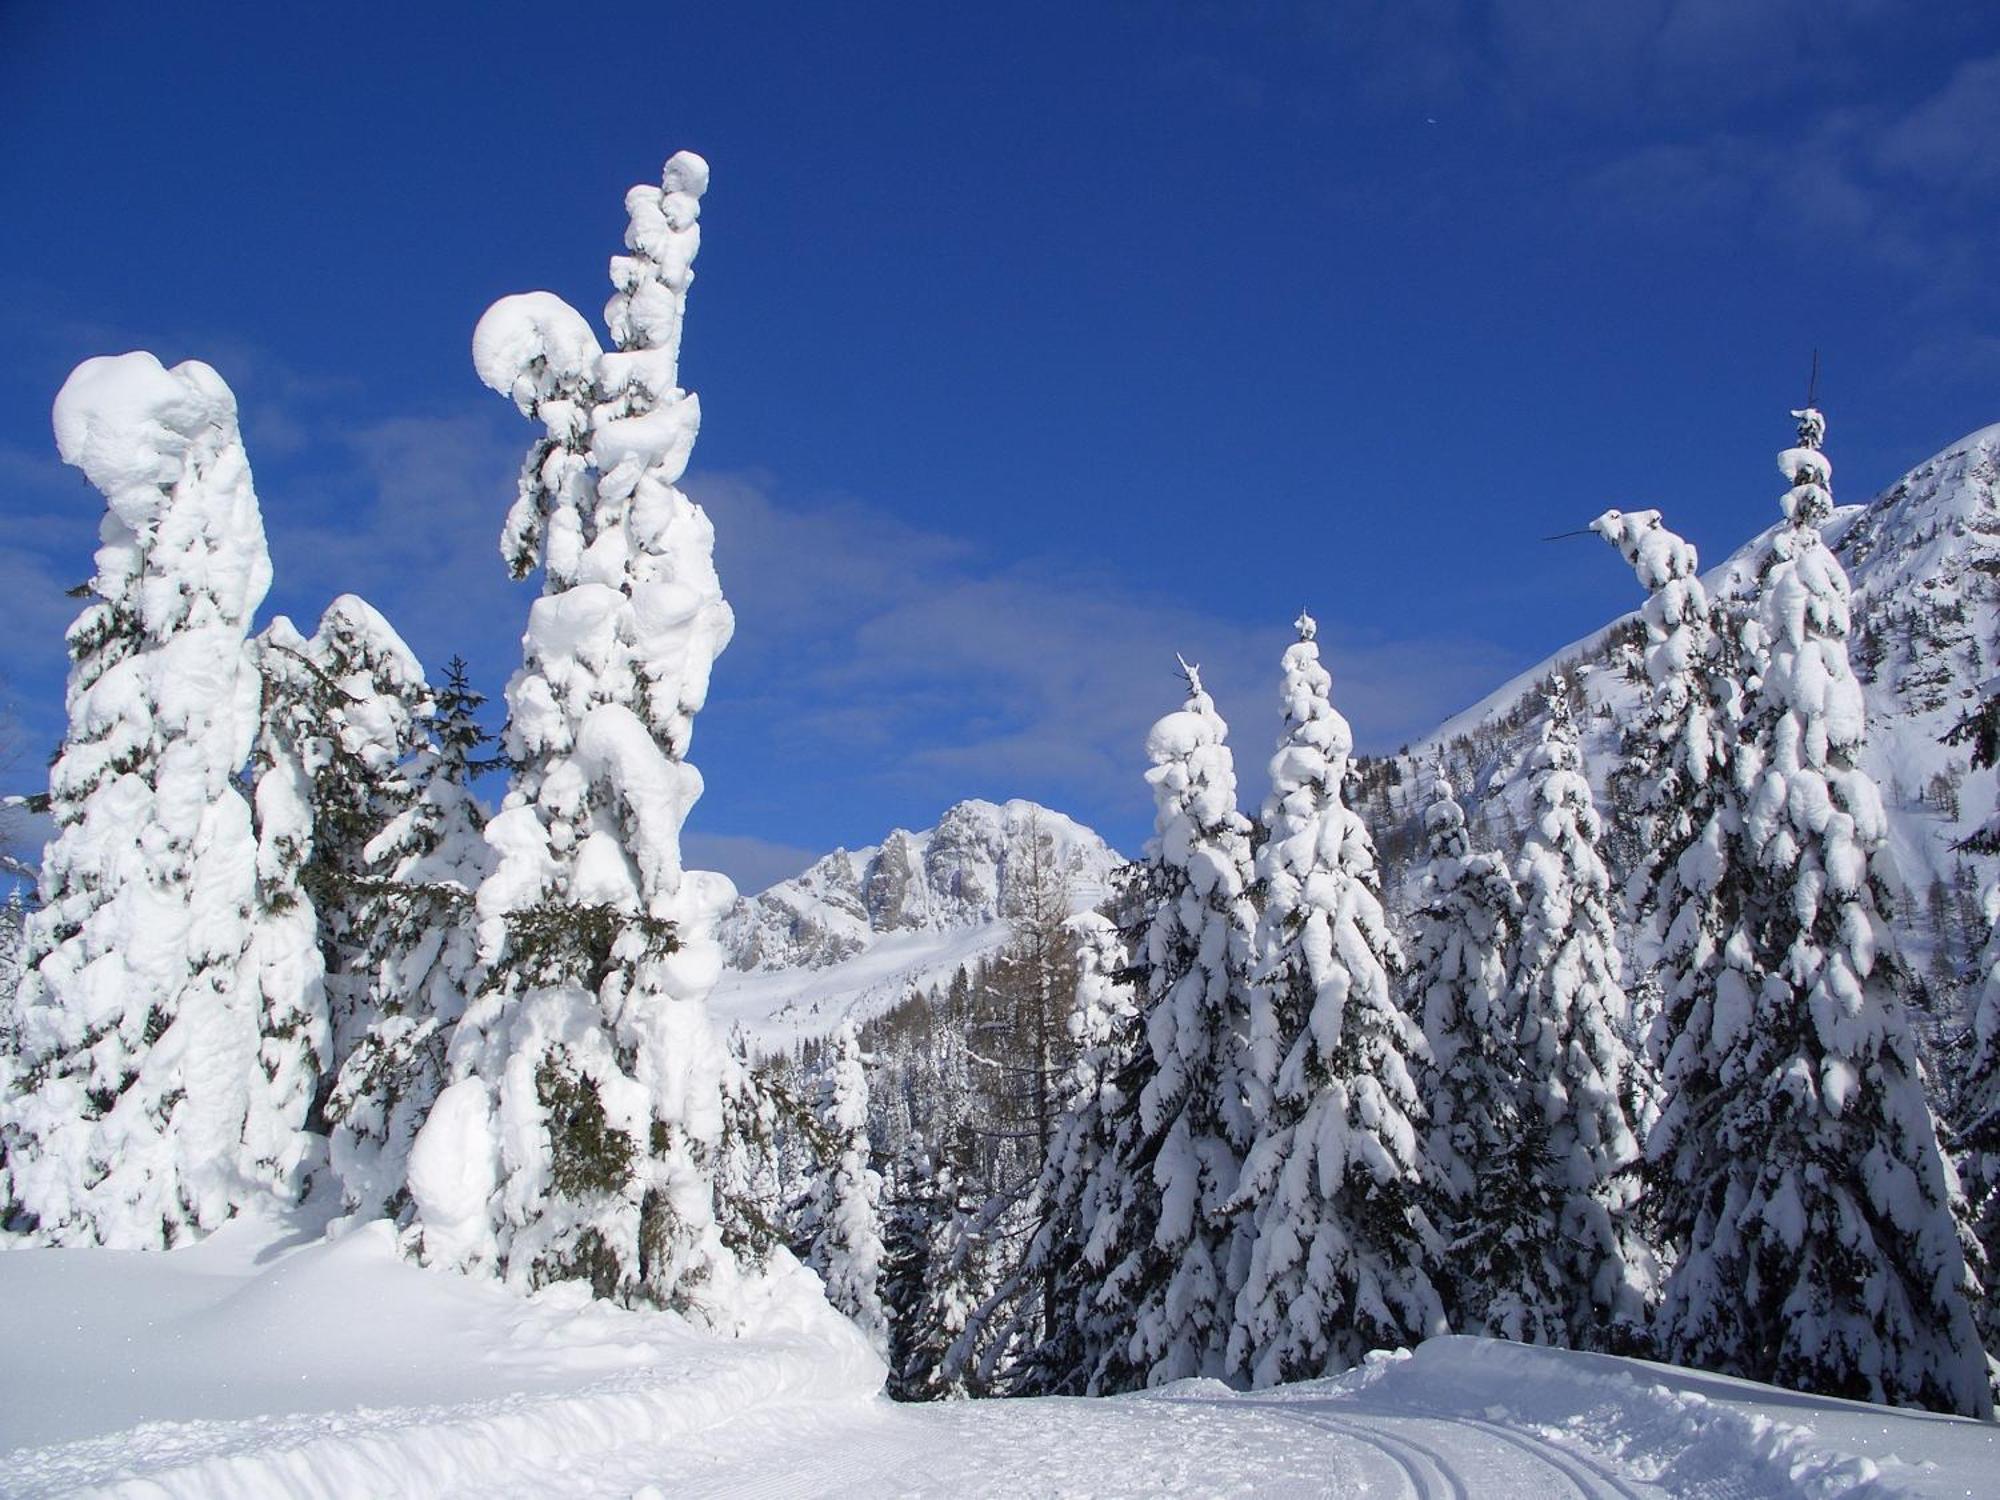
[1408,764,1546,1338]
[1010,909,1138,1394]
[1590,508,1729,917]
[327,656,496,1222]
[892,1129,993,1401]
[1230,614,1442,1386]
[1,354,277,1245]
[246,595,432,1179]
[1085,660,1259,1389]
[406,153,777,1315]
[881,1131,943,1400]
[1646,408,1989,1416]
[1510,681,1652,1349]
[799,1020,888,1353]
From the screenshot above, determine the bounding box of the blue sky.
[3,1,1998,889]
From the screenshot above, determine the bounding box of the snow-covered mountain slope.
[4,1210,1993,1497]
[1373,421,2000,964]
[711,799,1121,1052]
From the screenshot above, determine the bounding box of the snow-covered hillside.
[711,799,1121,1051]
[1378,421,2000,968]
[3,1206,1993,1498]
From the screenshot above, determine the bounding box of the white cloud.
[693,470,1522,831]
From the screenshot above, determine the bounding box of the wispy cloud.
[694,470,1520,842]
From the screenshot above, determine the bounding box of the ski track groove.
[1182,1391,1664,1500]
[1441,1411,1653,1500]
[1294,1410,1471,1500]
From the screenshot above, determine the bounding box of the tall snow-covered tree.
[1408,765,1544,1338]
[1643,408,1990,1416]
[327,655,495,1222]
[1097,661,1258,1388]
[799,1019,888,1354]
[1230,614,1442,1386]
[1052,664,1255,1392]
[1510,681,1652,1348]
[405,153,778,1317]
[1,353,277,1246]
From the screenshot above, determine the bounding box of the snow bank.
[0,1205,880,1499]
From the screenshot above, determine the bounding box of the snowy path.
[5,1212,1996,1499]
[436,1368,1674,1500]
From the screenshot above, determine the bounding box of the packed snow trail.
[4,1213,1996,1498]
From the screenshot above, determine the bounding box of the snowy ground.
[3,1210,1994,1499]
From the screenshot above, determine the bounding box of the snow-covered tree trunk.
[800,1020,888,1354]
[1409,766,1544,1339]
[406,154,777,1319]
[1230,615,1442,1385]
[1511,683,1653,1348]
[1,354,276,1246]
[1646,408,1990,1417]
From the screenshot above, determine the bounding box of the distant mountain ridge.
[721,797,1121,971]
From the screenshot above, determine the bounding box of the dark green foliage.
[489,902,678,995]
[536,1050,636,1200]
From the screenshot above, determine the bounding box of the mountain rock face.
[721,799,1122,972]
[1362,419,2000,1014]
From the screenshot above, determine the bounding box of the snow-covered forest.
[3,148,1999,1496]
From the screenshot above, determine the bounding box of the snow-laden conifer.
[1230,615,1441,1385]
[1011,909,1136,1394]
[799,1019,888,1354]
[327,656,495,1221]
[1647,408,1989,1416]
[1089,660,1258,1388]
[1,354,275,1245]
[1408,765,1544,1337]
[247,595,431,1178]
[1054,665,1255,1392]
[891,1132,991,1402]
[407,154,776,1316]
[1591,509,1729,901]
[881,1131,942,1400]
[1511,682,1652,1348]
[244,615,332,1191]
